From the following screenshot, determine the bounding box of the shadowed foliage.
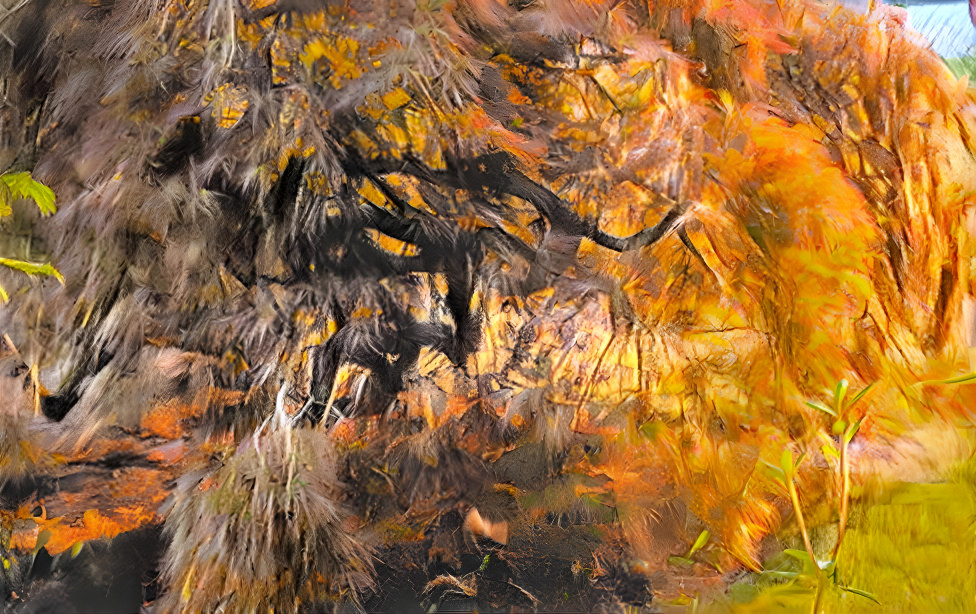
[0,0,975,611]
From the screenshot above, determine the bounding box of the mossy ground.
[686,452,976,613]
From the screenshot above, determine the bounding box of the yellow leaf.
[381,87,411,110]
[204,84,249,129]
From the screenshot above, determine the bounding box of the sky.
[901,1,975,57]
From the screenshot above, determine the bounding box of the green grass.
[944,53,976,84]
[693,454,976,613]
[820,478,976,613]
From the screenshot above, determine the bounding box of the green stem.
[788,479,815,564]
[788,475,823,613]
[833,435,850,561]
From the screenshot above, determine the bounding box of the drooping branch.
[344,150,690,257]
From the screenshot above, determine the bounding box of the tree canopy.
[1,0,975,611]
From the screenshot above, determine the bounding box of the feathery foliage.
[0,0,974,611]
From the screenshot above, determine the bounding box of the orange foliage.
[5,0,976,602]
[14,507,159,555]
[140,387,244,439]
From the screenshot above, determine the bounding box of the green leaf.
[70,541,84,559]
[780,449,794,478]
[821,443,840,461]
[639,420,665,441]
[783,548,819,576]
[0,181,11,217]
[668,555,695,568]
[0,282,7,303]
[688,530,710,556]
[844,418,862,444]
[805,400,836,417]
[783,549,811,563]
[838,584,881,604]
[832,419,847,436]
[936,372,976,386]
[761,459,787,486]
[32,529,52,556]
[917,371,976,386]
[847,382,875,407]
[0,172,56,216]
[833,379,849,412]
[0,258,65,283]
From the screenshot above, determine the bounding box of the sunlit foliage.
[0,0,974,611]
